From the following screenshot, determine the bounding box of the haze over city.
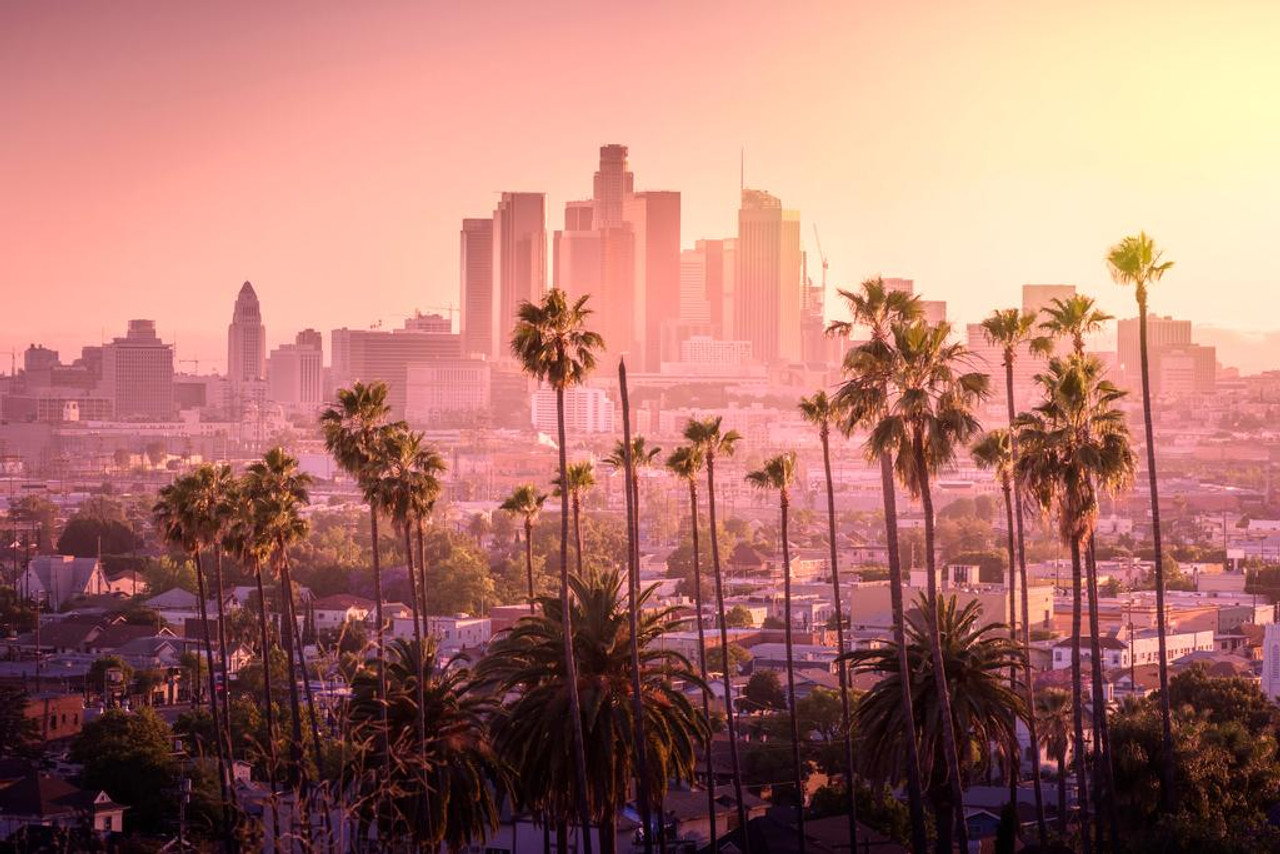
[5,4,1280,854]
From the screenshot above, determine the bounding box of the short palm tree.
[348,638,509,851]
[798,390,860,847]
[479,569,706,854]
[1016,355,1136,851]
[745,452,806,851]
[1034,688,1073,836]
[860,319,988,852]
[1039,295,1112,359]
[511,288,604,853]
[499,484,548,612]
[845,596,1024,854]
[682,415,750,850]
[829,276,929,852]
[553,461,597,576]
[1106,231,1177,812]
[665,444,718,847]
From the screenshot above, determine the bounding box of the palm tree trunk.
[879,452,929,854]
[1005,357,1047,844]
[999,482,1020,809]
[556,385,595,854]
[193,550,233,844]
[688,480,718,850]
[819,428,859,851]
[369,503,392,841]
[404,522,432,845]
[212,548,237,780]
[417,517,429,622]
[913,435,969,854]
[1069,536,1092,854]
[572,494,585,576]
[617,361,654,854]
[285,557,332,853]
[1137,293,1177,812]
[706,454,750,853]
[525,520,536,613]
[1084,537,1118,850]
[277,556,312,847]
[253,568,281,849]
[780,491,807,853]
[1056,751,1068,836]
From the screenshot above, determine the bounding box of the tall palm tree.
[553,461,597,577]
[1039,295,1113,359]
[1016,356,1136,852]
[348,637,510,851]
[153,470,235,841]
[852,319,989,852]
[682,415,750,851]
[798,390,860,848]
[511,288,605,854]
[665,444,718,849]
[205,464,241,775]
[320,380,398,800]
[1034,688,1073,836]
[499,484,548,612]
[745,452,806,852]
[979,308,1051,842]
[242,448,315,836]
[845,596,1025,854]
[1106,231,1177,812]
[829,277,930,853]
[480,569,707,854]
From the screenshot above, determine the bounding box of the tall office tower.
[920,300,947,326]
[554,200,638,361]
[624,190,681,369]
[227,281,267,383]
[679,248,712,325]
[735,189,802,364]
[1117,314,1199,396]
[268,329,324,409]
[693,238,733,337]
[460,218,495,358]
[492,193,547,360]
[592,144,634,229]
[99,320,174,420]
[882,277,915,296]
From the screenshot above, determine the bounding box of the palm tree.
[1034,688,1073,836]
[978,308,1052,842]
[511,288,605,854]
[798,390,860,847]
[348,637,510,851]
[745,452,806,851]
[553,461,597,576]
[829,277,930,853]
[665,444,718,848]
[242,448,315,838]
[320,380,398,799]
[845,596,1025,854]
[1106,231,1177,812]
[479,569,707,854]
[153,470,235,839]
[205,464,241,775]
[1016,356,1136,852]
[1039,295,1113,359]
[682,415,750,849]
[851,319,989,852]
[500,484,549,613]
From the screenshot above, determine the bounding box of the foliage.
[88,654,134,699]
[724,604,754,628]
[0,686,38,757]
[743,669,787,712]
[69,708,179,832]
[809,779,915,845]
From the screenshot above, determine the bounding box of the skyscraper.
[624,190,681,369]
[268,329,324,410]
[331,318,463,418]
[99,319,174,420]
[735,189,801,364]
[460,218,494,358]
[492,192,547,360]
[227,281,266,383]
[592,144,634,229]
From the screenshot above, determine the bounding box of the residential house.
[17,556,109,609]
[0,770,126,840]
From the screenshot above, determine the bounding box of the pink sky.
[3,1,1279,372]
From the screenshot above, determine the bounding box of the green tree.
[0,686,38,757]
[70,708,178,832]
[724,604,754,628]
[510,288,604,854]
[743,669,786,712]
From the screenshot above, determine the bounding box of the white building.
[531,385,614,434]
[1051,627,1216,671]
[19,556,109,609]
[1263,623,1280,701]
[404,359,491,426]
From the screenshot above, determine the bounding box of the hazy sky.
[3,1,1279,372]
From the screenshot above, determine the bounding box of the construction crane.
[178,358,200,374]
[812,224,828,293]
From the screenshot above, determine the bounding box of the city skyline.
[4,2,1280,371]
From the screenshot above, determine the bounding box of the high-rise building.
[1117,314,1205,397]
[227,281,266,384]
[460,218,494,358]
[268,329,324,410]
[592,144,634,229]
[491,193,547,360]
[679,249,712,326]
[1022,284,1077,320]
[735,189,801,364]
[99,320,174,420]
[553,204,638,362]
[624,190,681,369]
[331,319,463,418]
